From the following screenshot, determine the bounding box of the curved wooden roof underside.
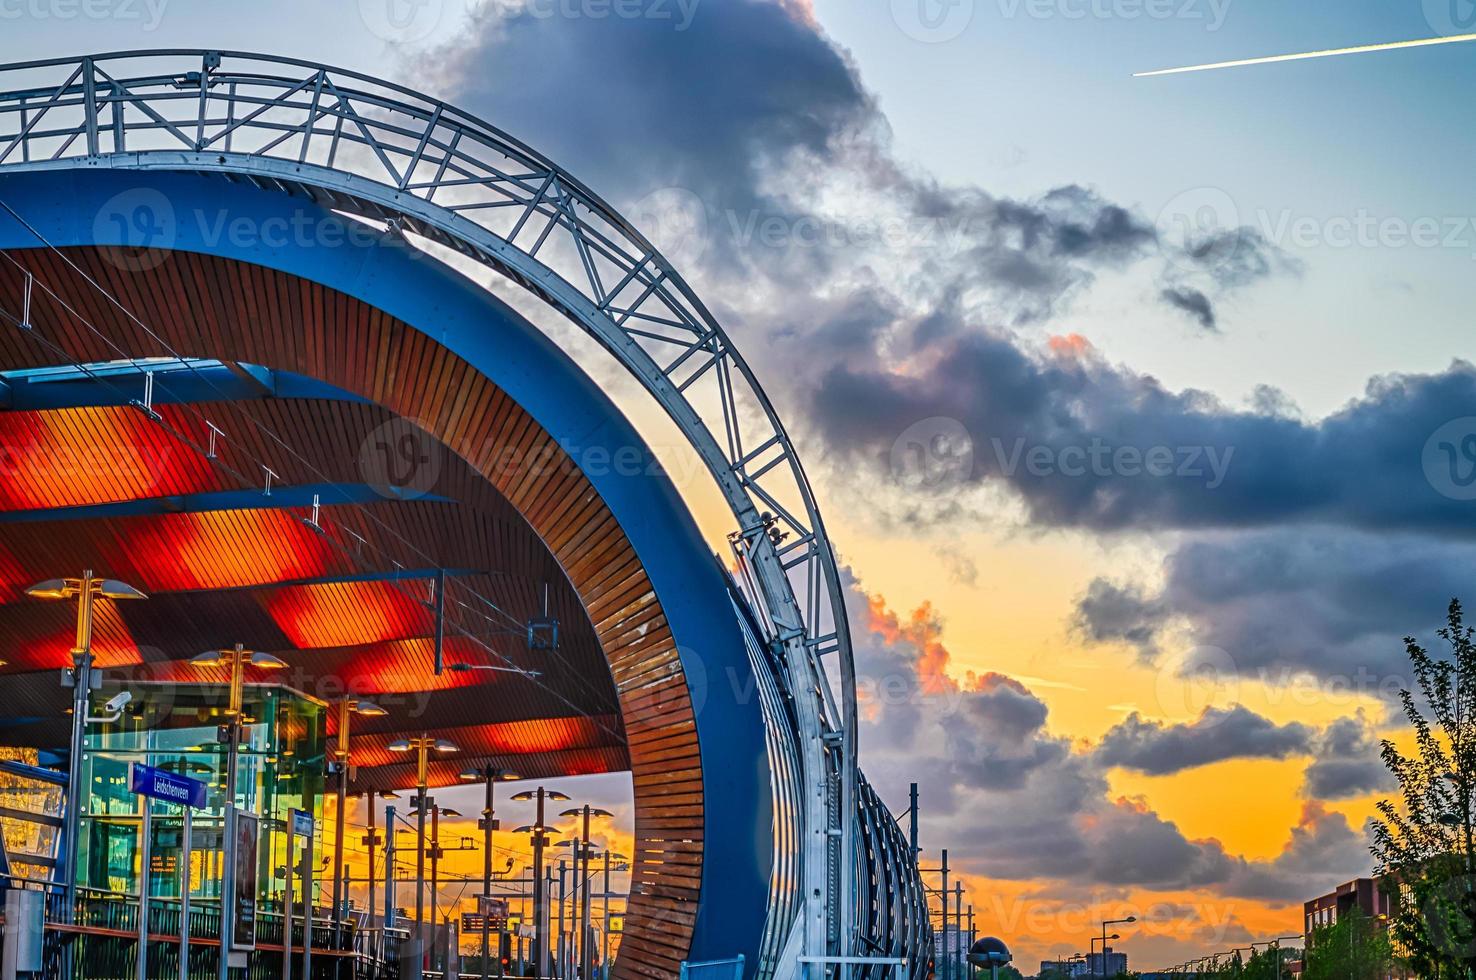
[0,246,704,979]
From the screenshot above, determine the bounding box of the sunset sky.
[7,0,1476,970]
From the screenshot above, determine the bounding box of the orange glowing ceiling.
[0,406,220,511]
[263,578,435,649]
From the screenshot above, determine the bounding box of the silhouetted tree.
[1371,598,1476,977]
[1299,909,1392,980]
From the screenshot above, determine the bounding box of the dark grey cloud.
[1181,226,1298,290]
[1302,713,1397,800]
[1160,286,1217,331]
[815,330,1476,535]
[1073,579,1166,660]
[1096,706,1313,776]
[1076,528,1474,685]
[427,0,1280,328]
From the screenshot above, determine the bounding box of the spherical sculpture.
[967,937,1013,967]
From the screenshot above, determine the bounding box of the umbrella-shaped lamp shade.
[248,652,288,670]
[190,651,228,668]
[97,580,147,600]
[352,700,388,717]
[388,740,412,753]
[968,938,1012,968]
[24,579,73,599]
[433,739,459,752]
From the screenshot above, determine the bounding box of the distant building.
[1036,947,1125,977]
[934,927,975,963]
[1085,948,1127,976]
[1294,876,1412,980]
[1304,876,1397,935]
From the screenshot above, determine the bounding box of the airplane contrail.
[1135,31,1476,77]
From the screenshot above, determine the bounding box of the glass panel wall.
[76,681,326,916]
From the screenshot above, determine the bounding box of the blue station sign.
[129,762,208,809]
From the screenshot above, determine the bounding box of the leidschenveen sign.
[128,762,208,809]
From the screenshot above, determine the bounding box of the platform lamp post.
[512,788,569,978]
[461,765,520,980]
[598,849,628,976]
[329,698,386,929]
[353,788,396,978]
[188,645,288,980]
[388,735,459,964]
[26,572,147,931]
[429,804,463,973]
[1098,917,1135,978]
[559,806,612,980]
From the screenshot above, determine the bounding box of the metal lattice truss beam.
[0,50,859,971]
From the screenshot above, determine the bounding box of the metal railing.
[679,956,745,980]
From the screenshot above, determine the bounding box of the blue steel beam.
[0,359,370,411]
[0,482,452,524]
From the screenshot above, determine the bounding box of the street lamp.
[1099,917,1135,978]
[388,735,459,959]
[26,571,146,930]
[187,646,288,805]
[597,849,629,975]
[512,787,570,977]
[187,644,286,980]
[460,765,520,980]
[1252,936,1300,979]
[559,805,613,980]
[328,698,385,928]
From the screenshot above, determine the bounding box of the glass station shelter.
[76,679,327,913]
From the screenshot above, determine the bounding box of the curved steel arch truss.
[0,49,923,978]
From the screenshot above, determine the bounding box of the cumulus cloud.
[1302,713,1397,800]
[814,335,1476,536]
[1075,528,1476,686]
[853,575,1371,902]
[426,0,1285,337]
[1096,706,1313,776]
[1160,286,1217,331]
[1073,579,1167,661]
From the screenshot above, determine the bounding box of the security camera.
[103,691,133,714]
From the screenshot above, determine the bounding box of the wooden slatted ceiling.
[0,247,706,978]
